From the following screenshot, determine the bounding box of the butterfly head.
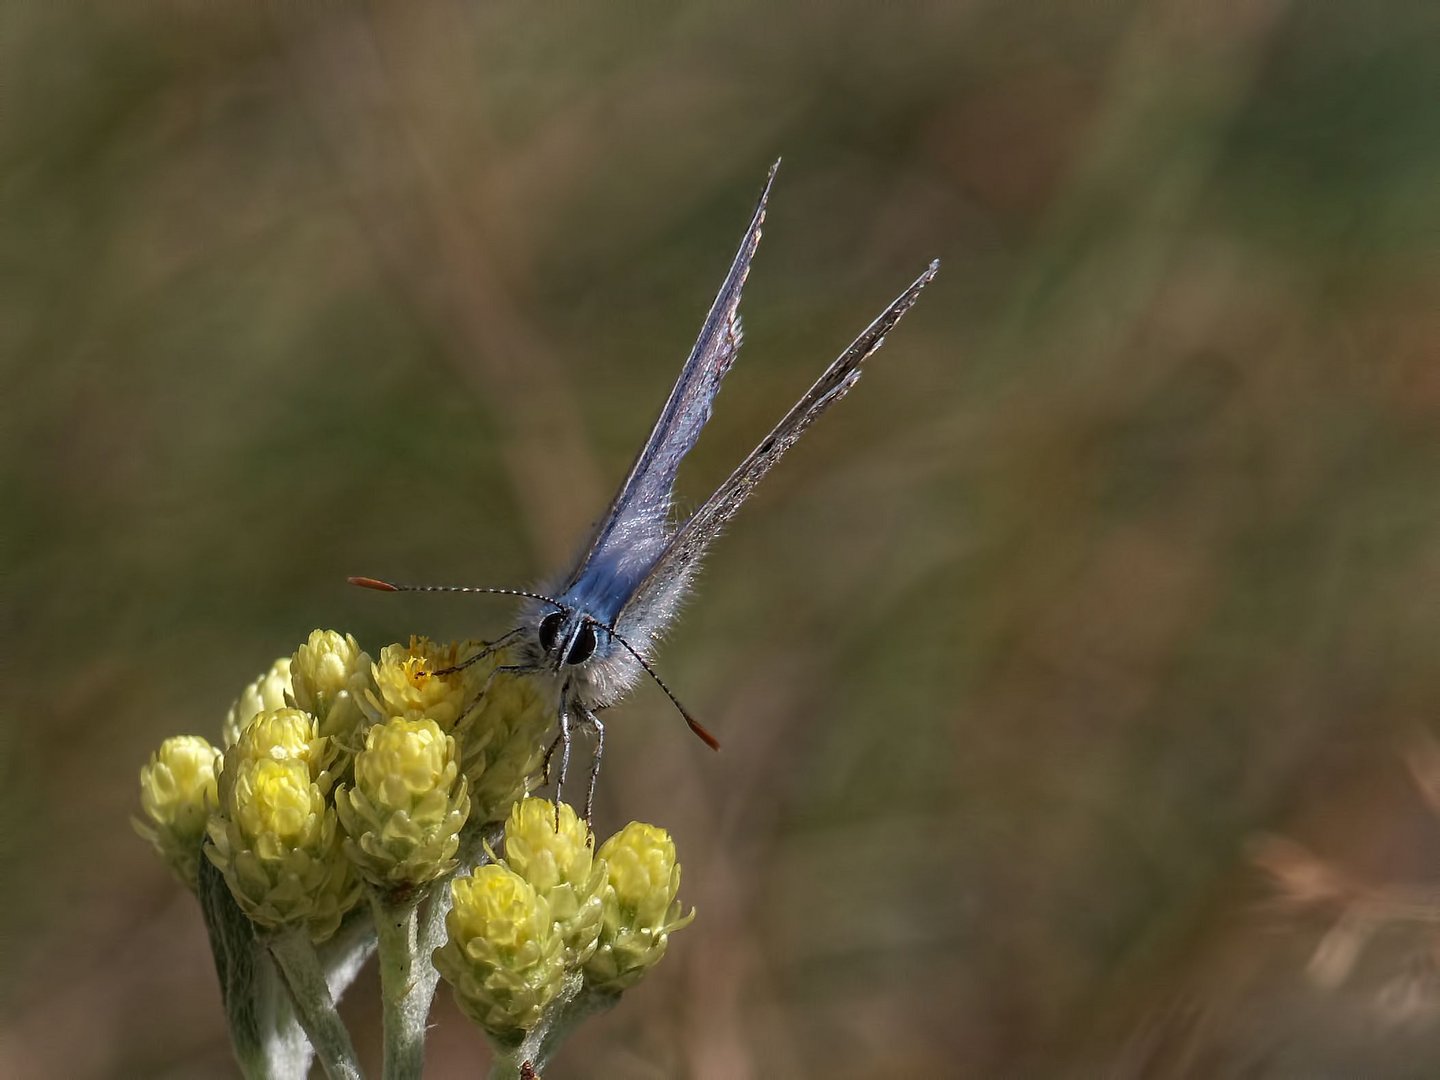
[536,607,602,673]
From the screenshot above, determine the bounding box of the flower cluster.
[138,630,553,939]
[434,797,693,1044]
[135,628,695,1076]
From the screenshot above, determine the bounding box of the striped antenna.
[347,576,562,608]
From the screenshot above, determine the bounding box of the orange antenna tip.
[688,716,722,751]
[348,575,399,592]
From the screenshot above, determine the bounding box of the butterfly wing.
[557,162,779,618]
[615,259,940,638]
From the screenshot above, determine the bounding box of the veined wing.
[617,259,940,631]
[559,162,780,612]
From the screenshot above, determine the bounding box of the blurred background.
[3,1,1439,1076]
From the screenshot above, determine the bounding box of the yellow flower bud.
[133,735,221,889]
[234,758,323,854]
[291,629,372,748]
[220,707,332,806]
[205,757,361,942]
[234,707,325,764]
[370,637,490,732]
[336,717,470,889]
[209,704,359,943]
[433,864,567,1043]
[502,798,606,965]
[222,657,292,748]
[584,822,694,993]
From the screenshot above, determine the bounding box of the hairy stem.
[487,978,619,1080]
[197,858,312,1079]
[372,892,426,1080]
[269,927,365,1080]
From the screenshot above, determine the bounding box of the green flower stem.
[269,927,365,1080]
[372,891,426,1080]
[486,978,619,1080]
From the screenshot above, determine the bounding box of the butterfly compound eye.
[538,611,564,653]
[565,623,597,666]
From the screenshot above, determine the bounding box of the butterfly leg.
[541,731,564,786]
[431,626,524,677]
[575,704,606,825]
[551,695,573,830]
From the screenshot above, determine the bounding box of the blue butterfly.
[353,161,938,815]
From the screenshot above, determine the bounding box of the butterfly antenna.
[597,620,721,751]
[348,576,562,608]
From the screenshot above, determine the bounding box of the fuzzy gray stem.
[486,978,619,1080]
[197,857,313,1079]
[372,892,426,1080]
[269,927,366,1080]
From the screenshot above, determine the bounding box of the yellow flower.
[205,757,361,942]
[133,735,221,889]
[220,707,332,805]
[370,637,491,732]
[290,630,372,748]
[208,707,356,940]
[502,798,606,965]
[233,758,323,854]
[222,657,292,748]
[584,822,694,993]
[433,864,567,1044]
[336,717,470,889]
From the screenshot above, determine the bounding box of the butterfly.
[352,161,938,816]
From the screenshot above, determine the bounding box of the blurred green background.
[4,1,1440,1076]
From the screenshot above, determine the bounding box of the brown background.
[4,1,1440,1076]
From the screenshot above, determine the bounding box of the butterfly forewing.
[615,259,940,633]
[559,162,781,619]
